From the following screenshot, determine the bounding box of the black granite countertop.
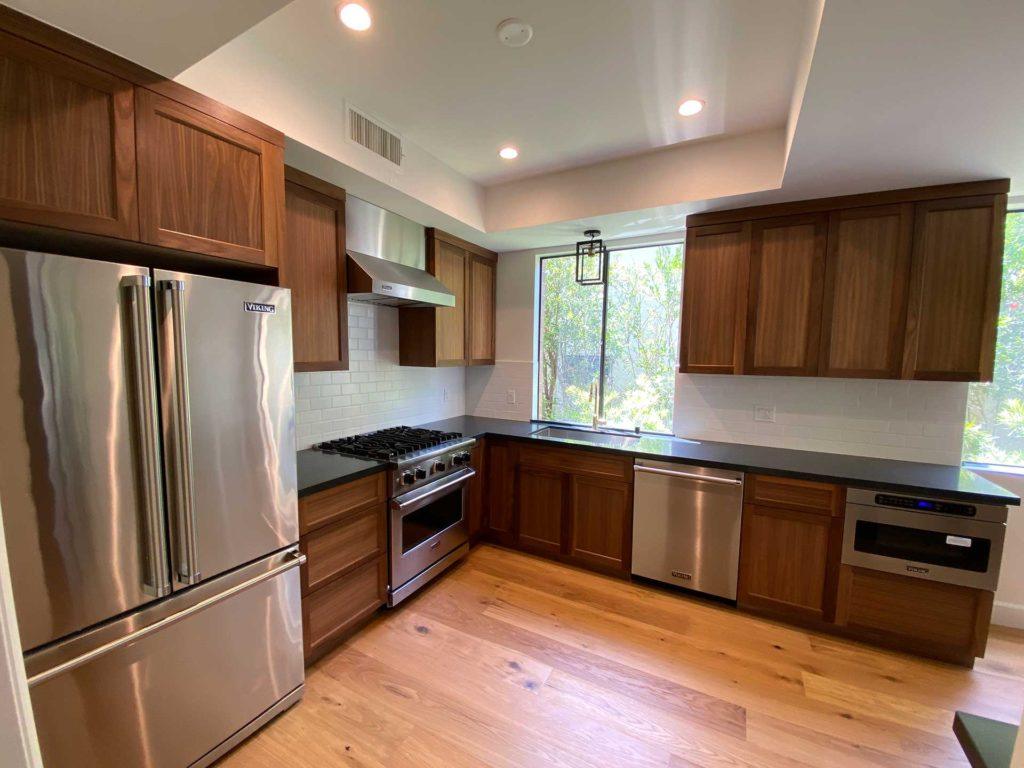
[415,416,1021,506]
[297,449,386,497]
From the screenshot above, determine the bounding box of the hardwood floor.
[218,544,1024,767]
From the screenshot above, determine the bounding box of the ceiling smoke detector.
[496,18,533,48]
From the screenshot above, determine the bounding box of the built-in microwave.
[841,488,1007,592]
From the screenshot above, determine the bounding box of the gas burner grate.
[316,426,463,460]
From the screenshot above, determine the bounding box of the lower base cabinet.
[834,564,993,666]
[298,471,388,664]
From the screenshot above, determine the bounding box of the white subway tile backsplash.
[672,374,967,465]
[292,303,466,449]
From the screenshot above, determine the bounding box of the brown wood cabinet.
[744,214,828,376]
[135,89,283,267]
[489,442,633,577]
[679,222,750,373]
[281,167,348,371]
[680,180,1009,382]
[902,195,1006,381]
[738,474,844,624]
[819,204,913,378]
[0,8,286,268]
[516,464,565,556]
[485,440,517,546]
[399,229,497,367]
[466,439,486,541]
[0,29,138,240]
[298,470,387,664]
[834,565,993,666]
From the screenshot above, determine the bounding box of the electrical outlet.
[443,387,449,402]
[754,405,776,423]
[506,389,517,405]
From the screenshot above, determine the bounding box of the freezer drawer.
[25,550,305,768]
[631,459,744,600]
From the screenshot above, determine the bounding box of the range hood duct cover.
[345,196,455,308]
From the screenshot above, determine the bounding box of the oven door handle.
[392,467,476,512]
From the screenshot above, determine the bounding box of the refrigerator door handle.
[158,279,201,585]
[121,275,171,598]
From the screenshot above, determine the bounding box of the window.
[963,211,1024,467]
[537,243,683,433]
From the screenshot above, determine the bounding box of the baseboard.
[992,601,1024,630]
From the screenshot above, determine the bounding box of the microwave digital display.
[874,494,976,517]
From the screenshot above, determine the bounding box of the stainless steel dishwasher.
[631,459,744,600]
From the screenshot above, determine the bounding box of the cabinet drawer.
[835,565,992,664]
[298,472,386,534]
[745,474,842,515]
[303,556,385,663]
[300,503,385,594]
[518,444,632,481]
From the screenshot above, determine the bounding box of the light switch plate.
[506,389,517,405]
[754,405,776,423]
[443,387,449,402]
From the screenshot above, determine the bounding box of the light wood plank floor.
[219,545,1024,767]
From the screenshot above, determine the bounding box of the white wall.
[294,303,465,449]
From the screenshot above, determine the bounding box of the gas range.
[317,426,476,607]
[315,426,476,495]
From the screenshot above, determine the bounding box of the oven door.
[842,504,1005,591]
[390,467,474,602]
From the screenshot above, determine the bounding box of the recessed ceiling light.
[338,3,371,31]
[678,99,705,117]
[496,18,534,48]
[499,146,519,160]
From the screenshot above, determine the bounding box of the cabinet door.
[135,88,284,266]
[486,441,516,545]
[819,205,913,378]
[680,222,750,374]
[902,195,1005,381]
[516,465,565,556]
[281,176,348,371]
[467,254,496,365]
[569,476,631,574]
[745,214,828,375]
[0,31,137,239]
[738,503,840,623]
[434,240,466,364]
[466,440,486,541]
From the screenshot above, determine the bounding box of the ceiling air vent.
[347,105,403,167]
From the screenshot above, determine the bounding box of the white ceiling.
[8,0,1024,253]
[4,0,290,77]
[208,0,810,185]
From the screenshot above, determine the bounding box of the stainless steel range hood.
[346,196,455,308]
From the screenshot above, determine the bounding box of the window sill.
[962,461,1024,478]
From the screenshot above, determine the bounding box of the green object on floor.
[953,710,1018,768]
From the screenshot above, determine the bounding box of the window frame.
[534,240,683,434]
[961,207,1024,470]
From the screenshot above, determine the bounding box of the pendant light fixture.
[575,229,607,285]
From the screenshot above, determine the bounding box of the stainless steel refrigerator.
[0,249,304,767]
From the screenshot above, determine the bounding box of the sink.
[531,426,642,448]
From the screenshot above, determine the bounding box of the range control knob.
[453,452,471,466]
[415,467,427,480]
[433,461,447,473]
[401,470,415,486]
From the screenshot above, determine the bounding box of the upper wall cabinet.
[135,90,283,267]
[0,8,285,268]
[819,204,913,378]
[902,196,1005,381]
[680,222,750,374]
[398,229,497,367]
[680,180,1009,382]
[744,214,828,376]
[0,30,138,240]
[280,167,348,372]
